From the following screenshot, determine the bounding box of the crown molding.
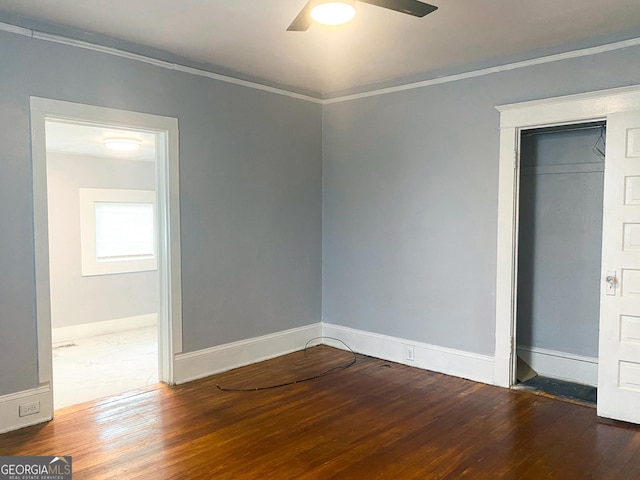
[325,36,640,104]
[1,21,640,106]
[0,22,323,104]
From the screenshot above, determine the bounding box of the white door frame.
[493,84,640,388]
[30,98,183,414]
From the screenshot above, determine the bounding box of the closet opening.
[513,121,606,405]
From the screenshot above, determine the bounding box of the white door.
[598,110,640,423]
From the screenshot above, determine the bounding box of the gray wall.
[516,128,604,358]
[0,30,322,396]
[47,152,158,329]
[2,20,640,399]
[322,46,640,356]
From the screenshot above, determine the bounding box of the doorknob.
[606,270,617,296]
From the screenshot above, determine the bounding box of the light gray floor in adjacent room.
[52,326,158,410]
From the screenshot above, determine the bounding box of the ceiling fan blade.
[358,0,437,17]
[287,1,314,31]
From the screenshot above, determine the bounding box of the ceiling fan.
[287,0,438,31]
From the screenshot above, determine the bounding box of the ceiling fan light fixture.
[310,0,356,26]
[103,137,142,152]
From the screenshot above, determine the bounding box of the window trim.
[79,188,157,276]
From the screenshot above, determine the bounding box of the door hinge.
[513,150,518,169]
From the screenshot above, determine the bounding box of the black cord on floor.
[216,337,357,392]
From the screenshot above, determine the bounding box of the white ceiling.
[1,0,640,96]
[46,121,157,162]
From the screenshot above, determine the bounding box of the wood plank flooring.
[1,345,640,479]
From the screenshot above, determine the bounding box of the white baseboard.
[52,313,157,344]
[517,345,598,387]
[173,323,323,384]
[2,321,506,435]
[322,323,496,385]
[0,384,53,434]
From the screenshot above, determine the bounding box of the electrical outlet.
[405,345,415,362]
[19,401,40,417]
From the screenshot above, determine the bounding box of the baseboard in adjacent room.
[516,345,598,387]
[52,313,158,344]
[321,323,496,385]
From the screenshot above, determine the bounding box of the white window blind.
[79,188,157,276]
[95,202,155,261]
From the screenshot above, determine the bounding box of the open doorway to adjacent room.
[30,98,182,417]
[45,120,160,409]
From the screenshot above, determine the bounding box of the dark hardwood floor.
[1,345,640,479]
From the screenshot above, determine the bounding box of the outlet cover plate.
[405,345,415,361]
[19,401,40,417]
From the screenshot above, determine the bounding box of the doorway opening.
[45,119,160,409]
[30,98,182,418]
[513,122,606,406]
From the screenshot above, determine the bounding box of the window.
[80,189,157,276]
[95,202,155,261]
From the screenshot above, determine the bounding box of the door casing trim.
[30,98,182,416]
[494,84,640,387]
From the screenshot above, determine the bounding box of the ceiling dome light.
[103,137,142,152]
[311,0,356,26]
